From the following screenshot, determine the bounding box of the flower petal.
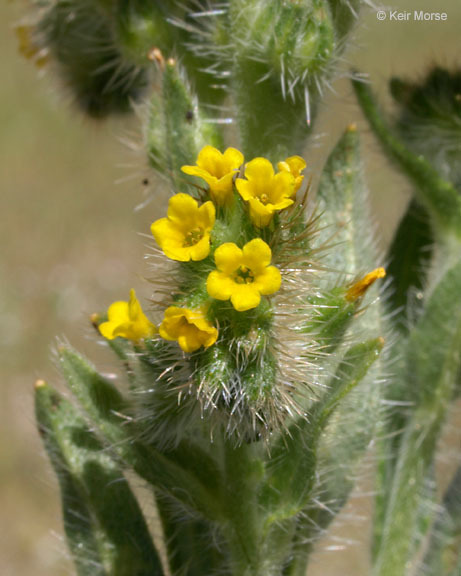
[189,235,211,261]
[242,238,272,273]
[230,284,261,311]
[255,265,281,295]
[181,165,218,188]
[98,320,118,340]
[271,171,295,203]
[278,155,306,177]
[151,217,184,249]
[210,173,235,206]
[235,178,254,202]
[247,198,274,228]
[196,145,226,178]
[178,325,203,353]
[222,147,244,172]
[159,306,185,340]
[100,292,155,341]
[196,201,216,230]
[107,301,129,323]
[244,157,274,182]
[214,242,243,274]
[167,193,199,231]
[207,270,234,300]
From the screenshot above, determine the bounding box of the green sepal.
[35,382,164,576]
[303,287,357,354]
[352,77,461,236]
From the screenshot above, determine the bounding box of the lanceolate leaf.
[373,258,461,576]
[57,346,224,521]
[386,198,433,333]
[35,382,164,576]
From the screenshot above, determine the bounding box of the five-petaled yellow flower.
[159,306,218,353]
[236,157,295,227]
[181,145,244,206]
[151,193,215,262]
[277,155,306,194]
[99,289,156,341]
[207,238,281,311]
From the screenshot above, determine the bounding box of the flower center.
[183,227,204,247]
[260,193,270,205]
[234,265,255,284]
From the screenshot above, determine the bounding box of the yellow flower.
[235,157,295,227]
[159,307,218,353]
[181,146,244,206]
[207,238,281,311]
[99,289,156,341]
[277,155,307,194]
[346,268,386,302]
[151,193,215,262]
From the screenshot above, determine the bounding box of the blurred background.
[1,1,460,574]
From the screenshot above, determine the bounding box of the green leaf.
[317,124,379,277]
[156,494,225,576]
[57,345,224,521]
[148,60,223,191]
[420,464,461,575]
[35,381,164,576]
[264,338,383,520]
[386,198,434,333]
[373,258,461,576]
[352,77,461,236]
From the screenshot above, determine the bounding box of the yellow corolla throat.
[151,193,215,262]
[98,289,156,342]
[159,306,218,353]
[183,227,204,247]
[181,145,244,206]
[206,238,281,312]
[236,157,295,227]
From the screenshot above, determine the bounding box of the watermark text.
[376,10,448,21]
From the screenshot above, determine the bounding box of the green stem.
[352,77,461,236]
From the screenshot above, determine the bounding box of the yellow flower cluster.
[99,146,306,354]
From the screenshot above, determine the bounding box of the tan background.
[1,1,460,574]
